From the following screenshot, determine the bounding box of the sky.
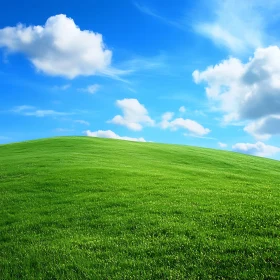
[1,0,280,160]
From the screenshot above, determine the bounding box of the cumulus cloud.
[160,112,210,136]
[193,46,280,139]
[232,141,280,157]
[244,115,280,140]
[0,14,113,78]
[109,98,154,131]
[218,142,227,148]
[85,129,146,142]
[160,112,174,129]
[78,84,100,94]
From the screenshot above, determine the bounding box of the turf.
[0,136,280,279]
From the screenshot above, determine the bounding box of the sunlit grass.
[1,137,280,279]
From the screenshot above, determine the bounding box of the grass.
[0,136,280,279]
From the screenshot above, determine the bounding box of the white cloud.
[85,129,146,142]
[179,106,186,113]
[75,120,90,126]
[193,57,244,100]
[160,112,210,136]
[12,105,69,117]
[162,112,174,121]
[109,98,154,131]
[78,84,100,94]
[193,46,280,139]
[184,133,216,140]
[0,14,113,79]
[218,142,227,148]
[160,112,174,129]
[232,141,280,157]
[244,115,280,140]
[194,0,280,53]
[169,118,210,136]
[196,23,248,53]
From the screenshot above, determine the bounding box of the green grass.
[0,136,280,279]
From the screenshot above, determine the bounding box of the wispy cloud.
[113,54,167,79]
[125,56,166,71]
[24,110,70,117]
[194,0,280,53]
[52,84,71,91]
[78,84,100,94]
[99,67,132,84]
[184,133,216,140]
[134,2,184,30]
[12,105,71,117]
[100,54,169,82]
[13,105,36,113]
[135,0,280,54]
[75,120,90,126]
[126,87,137,93]
[55,128,74,132]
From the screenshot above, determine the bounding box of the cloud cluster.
[85,130,146,142]
[160,112,210,136]
[109,99,154,131]
[232,141,280,157]
[0,14,112,78]
[193,46,280,139]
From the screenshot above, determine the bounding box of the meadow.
[0,137,280,279]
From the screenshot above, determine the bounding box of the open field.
[0,137,280,279]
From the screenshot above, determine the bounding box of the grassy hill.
[1,137,280,279]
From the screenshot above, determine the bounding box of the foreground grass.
[0,137,280,279]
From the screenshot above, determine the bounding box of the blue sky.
[1,0,280,159]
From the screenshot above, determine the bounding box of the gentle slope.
[1,137,280,279]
